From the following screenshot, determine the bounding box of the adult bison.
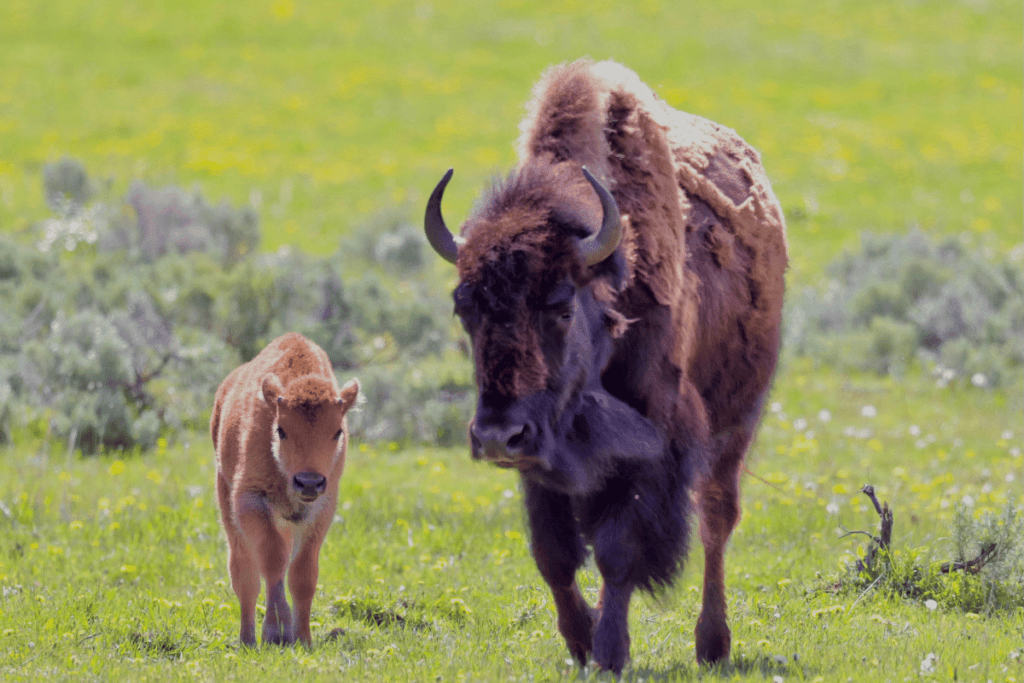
[424,59,787,672]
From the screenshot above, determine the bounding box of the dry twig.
[847,484,998,576]
[939,542,998,575]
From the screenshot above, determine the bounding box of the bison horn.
[577,166,622,267]
[424,168,462,264]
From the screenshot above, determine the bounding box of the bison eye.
[333,429,342,441]
[277,426,286,440]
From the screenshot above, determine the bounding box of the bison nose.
[293,472,327,501]
[471,421,535,462]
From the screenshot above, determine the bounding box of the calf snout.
[292,472,328,501]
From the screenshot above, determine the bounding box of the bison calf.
[211,332,359,647]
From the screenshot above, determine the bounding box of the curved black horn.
[578,166,622,267]
[424,168,460,264]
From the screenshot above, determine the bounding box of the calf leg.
[289,505,334,646]
[695,424,753,665]
[235,491,294,645]
[523,479,596,666]
[263,579,294,645]
[218,474,261,647]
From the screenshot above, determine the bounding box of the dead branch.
[860,484,884,516]
[838,525,878,543]
[845,485,999,577]
[858,485,893,572]
[939,542,998,575]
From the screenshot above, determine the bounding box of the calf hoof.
[695,616,731,665]
[261,631,295,646]
[239,627,257,648]
[262,621,295,646]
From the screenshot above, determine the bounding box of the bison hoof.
[592,628,629,676]
[695,618,731,665]
[560,606,598,666]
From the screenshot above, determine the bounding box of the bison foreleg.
[592,524,637,675]
[523,480,595,665]
[551,582,597,666]
[591,580,633,675]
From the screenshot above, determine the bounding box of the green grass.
[0,366,1021,681]
[1,0,1021,287]
[1,0,1022,680]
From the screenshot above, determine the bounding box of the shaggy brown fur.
[211,332,359,647]
[434,59,787,671]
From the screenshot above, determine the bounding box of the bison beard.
[425,59,787,673]
[474,386,665,494]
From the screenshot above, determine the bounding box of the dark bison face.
[426,167,663,495]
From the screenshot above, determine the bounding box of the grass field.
[2,0,1021,285]
[1,0,1022,681]
[0,365,1021,680]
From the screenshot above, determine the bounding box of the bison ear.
[338,378,360,412]
[261,374,285,406]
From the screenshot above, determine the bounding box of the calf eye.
[333,429,342,441]
[277,427,286,440]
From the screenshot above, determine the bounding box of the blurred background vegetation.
[0,0,1020,453]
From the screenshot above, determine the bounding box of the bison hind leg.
[695,615,731,665]
[695,420,757,665]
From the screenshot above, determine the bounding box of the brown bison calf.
[211,332,359,647]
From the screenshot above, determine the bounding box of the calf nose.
[293,472,327,501]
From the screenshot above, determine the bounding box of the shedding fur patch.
[516,60,613,186]
[519,59,787,373]
[454,56,787,409]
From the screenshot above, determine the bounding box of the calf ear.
[338,378,360,412]
[261,374,285,406]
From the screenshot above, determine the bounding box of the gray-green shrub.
[784,229,1024,386]
[0,158,472,453]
